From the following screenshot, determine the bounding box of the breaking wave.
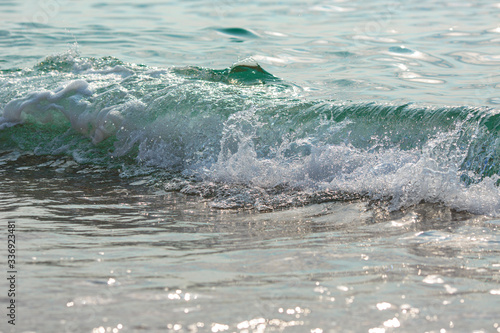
[2,51,500,215]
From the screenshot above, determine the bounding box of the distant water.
[1,0,500,332]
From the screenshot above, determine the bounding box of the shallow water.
[2,155,500,332]
[1,0,500,332]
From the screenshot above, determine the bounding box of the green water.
[2,0,500,105]
[1,0,500,332]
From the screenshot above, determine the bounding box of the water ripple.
[449,51,500,66]
[385,46,454,68]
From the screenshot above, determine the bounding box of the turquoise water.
[1,0,500,332]
[2,0,500,106]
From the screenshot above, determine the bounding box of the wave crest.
[2,54,500,215]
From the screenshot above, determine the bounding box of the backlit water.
[1,1,500,332]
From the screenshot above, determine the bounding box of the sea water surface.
[1,0,500,332]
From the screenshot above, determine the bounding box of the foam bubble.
[1,79,92,126]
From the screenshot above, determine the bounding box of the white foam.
[0,79,129,144]
[1,79,91,122]
[208,114,500,216]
